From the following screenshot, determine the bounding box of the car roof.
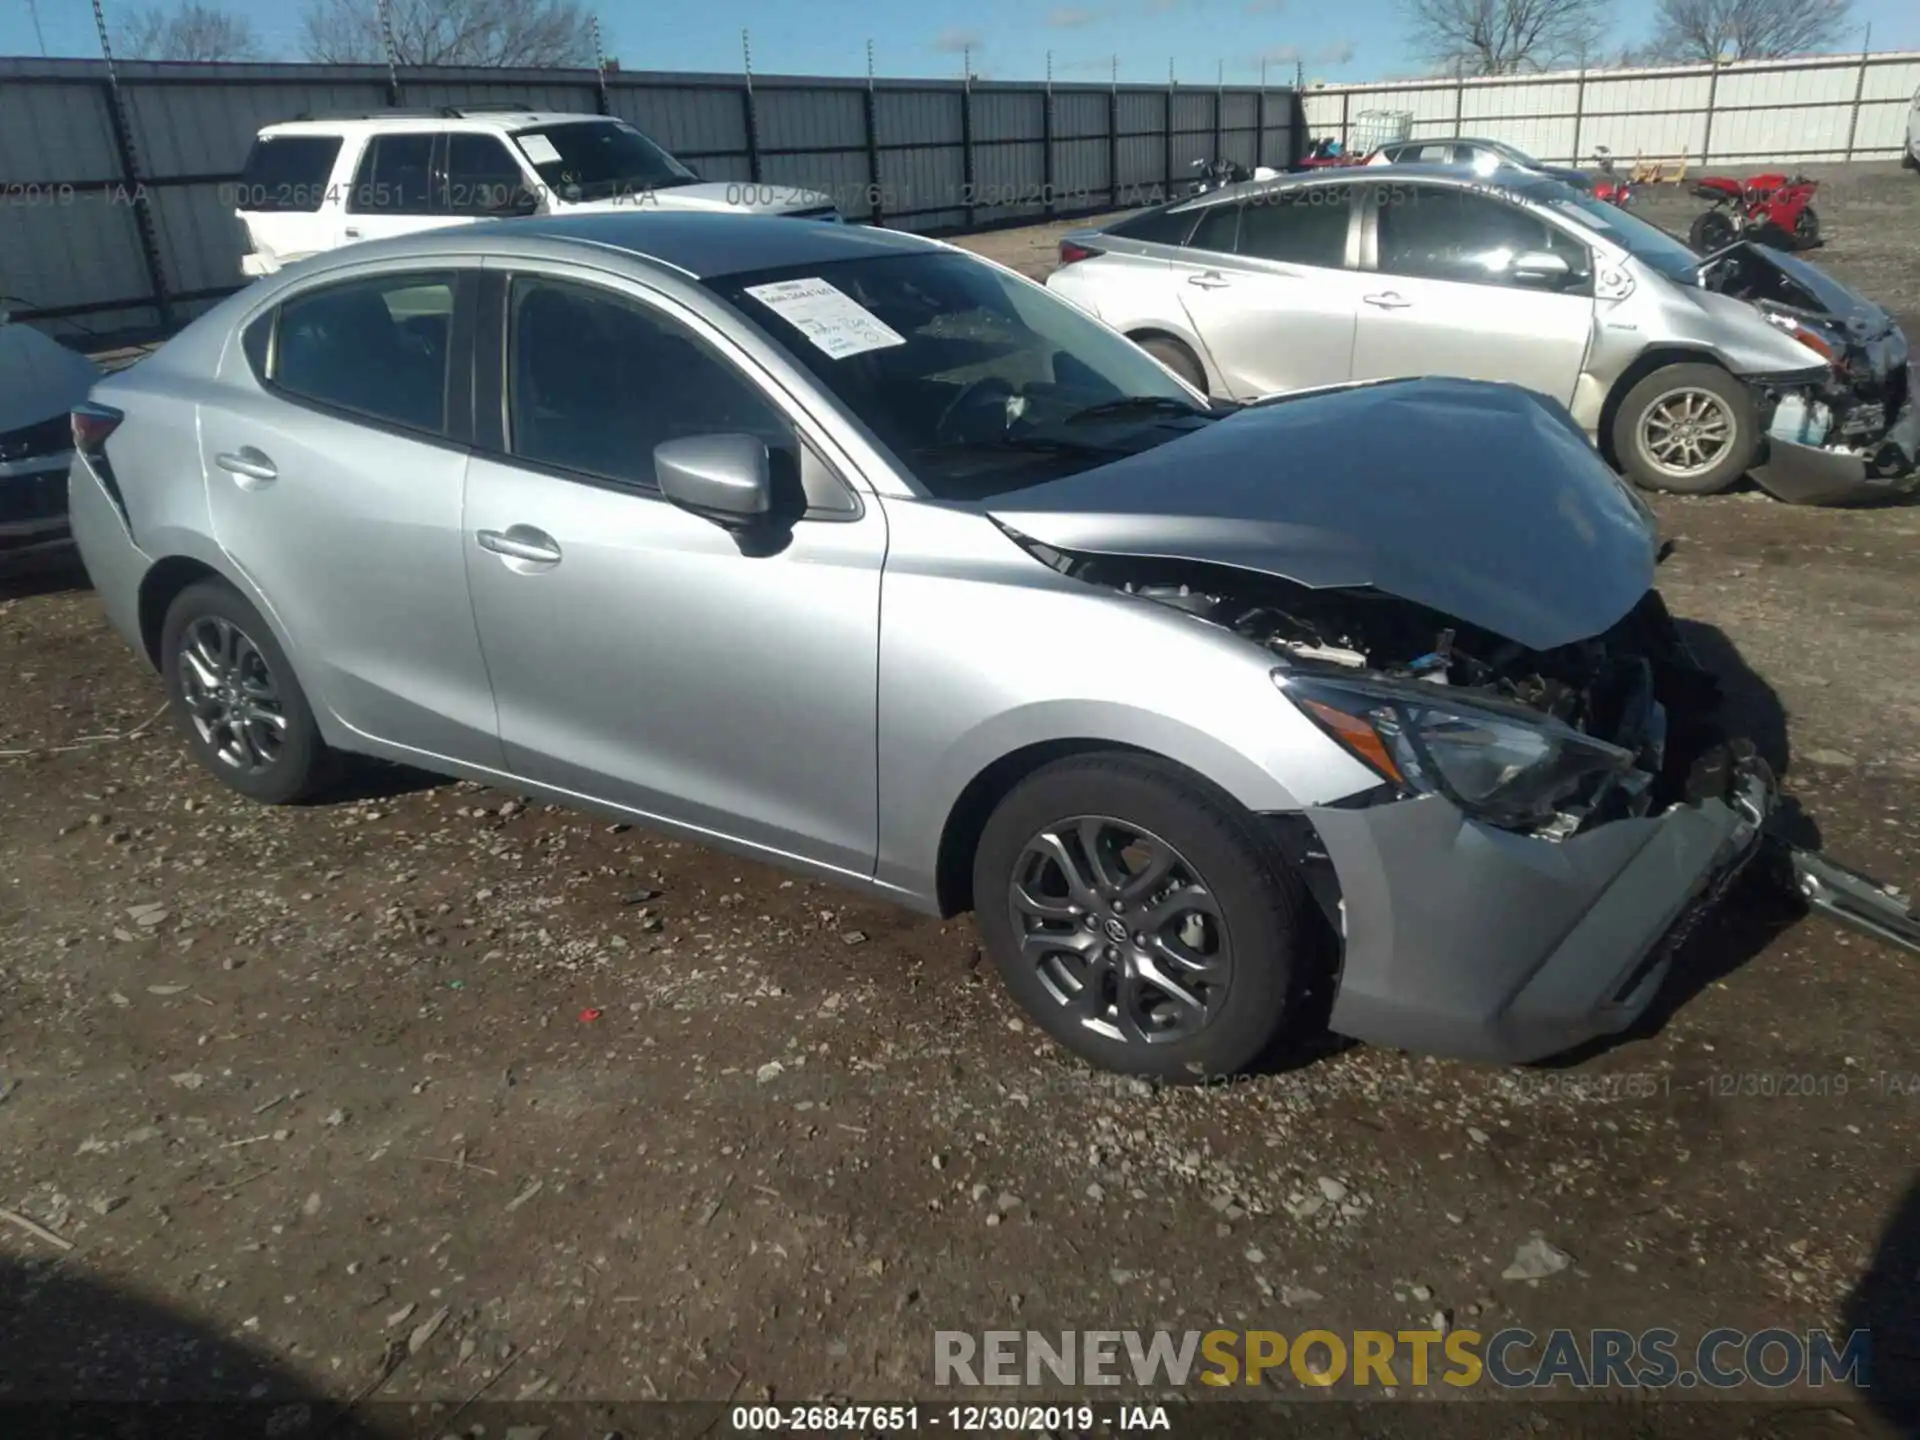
[261,111,608,137]
[1157,161,1548,209]
[273,210,943,283]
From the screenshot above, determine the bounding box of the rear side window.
[234,135,341,213]
[1185,203,1241,254]
[268,272,456,434]
[348,135,435,215]
[1238,189,1353,267]
[1107,206,1199,245]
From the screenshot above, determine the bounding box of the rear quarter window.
[1107,206,1200,245]
[234,135,343,213]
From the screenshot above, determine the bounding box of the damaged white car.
[1046,166,1915,504]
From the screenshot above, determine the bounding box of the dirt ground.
[2,162,1919,1435]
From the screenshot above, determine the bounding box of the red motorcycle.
[1589,146,1635,208]
[1688,172,1820,253]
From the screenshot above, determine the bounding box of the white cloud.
[931,28,983,53]
[1049,6,1103,25]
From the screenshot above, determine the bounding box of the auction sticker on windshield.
[517,133,563,165]
[744,278,906,359]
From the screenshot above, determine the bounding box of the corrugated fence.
[0,57,1301,341]
[1303,50,1920,170]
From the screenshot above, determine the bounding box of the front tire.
[1612,363,1758,496]
[160,579,334,805]
[1792,204,1820,248]
[1136,335,1209,395]
[1689,209,1737,254]
[972,753,1315,1080]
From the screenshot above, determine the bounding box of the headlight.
[1275,671,1638,830]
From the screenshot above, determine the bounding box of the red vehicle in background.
[1589,147,1635,207]
[1689,172,1821,253]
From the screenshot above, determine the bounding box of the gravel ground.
[1,163,1918,1435]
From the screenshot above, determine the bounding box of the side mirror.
[655,434,771,531]
[1511,249,1573,286]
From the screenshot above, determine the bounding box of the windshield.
[512,121,698,203]
[706,252,1210,499]
[1536,184,1702,283]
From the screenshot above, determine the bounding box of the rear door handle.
[1362,292,1412,309]
[343,226,362,238]
[215,447,278,484]
[477,527,563,566]
[1186,272,1232,290]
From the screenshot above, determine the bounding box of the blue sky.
[5,0,1915,83]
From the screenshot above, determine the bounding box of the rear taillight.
[1058,240,1102,267]
[72,402,123,455]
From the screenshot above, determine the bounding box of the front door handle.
[477,526,563,566]
[343,226,362,239]
[1186,271,1232,290]
[1362,291,1413,310]
[215,447,278,484]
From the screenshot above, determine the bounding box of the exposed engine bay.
[1702,244,1916,485]
[1025,543,1733,839]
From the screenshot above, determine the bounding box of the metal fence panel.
[1302,50,1920,165]
[0,58,1300,336]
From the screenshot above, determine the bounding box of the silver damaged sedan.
[71,212,1786,1078]
[1047,166,1916,504]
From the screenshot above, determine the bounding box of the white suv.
[232,106,842,277]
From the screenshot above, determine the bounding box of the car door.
[200,261,504,767]
[461,266,885,875]
[339,133,465,247]
[1170,185,1370,397]
[1349,182,1596,406]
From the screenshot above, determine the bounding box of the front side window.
[1237,189,1354,267]
[1376,186,1590,288]
[348,134,434,215]
[707,251,1211,500]
[506,277,792,487]
[511,121,698,204]
[269,272,455,434]
[441,134,537,216]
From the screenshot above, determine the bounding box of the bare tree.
[300,0,594,67]
[1397,0,1614,75]
[1650,0,1852,62]
[119,2,259,61]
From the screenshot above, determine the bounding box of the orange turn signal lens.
[1299,697,1405,785]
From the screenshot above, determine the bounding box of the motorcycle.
[1187,157,1280,196]
[1589,146,1635,208]
[1688,171,1821,253]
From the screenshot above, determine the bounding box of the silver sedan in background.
[67,212,1836,1078]
[1047,166,1916,504]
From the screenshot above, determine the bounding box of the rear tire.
[1612,363,1757,497]
[1689,209,1737,254]
[1135,335,1209,395]
[1792,205,1821,248]
[160,579,335,805]
[1902,145,1918,172]
[972,752,1315,1080]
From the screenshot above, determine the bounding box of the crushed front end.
[1705,244,1918,504]
[1066,551,1787,1062]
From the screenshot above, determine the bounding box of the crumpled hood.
[984,377,1658,652]
[0,321,100,436]
[562,182,835,217]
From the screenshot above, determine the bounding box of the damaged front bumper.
[1304,754,1775,1065]
[1749,388,1920,505]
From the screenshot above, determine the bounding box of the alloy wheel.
[177,614,288,774]
[1638,387,1736,480]
[1008,816,1231,1046]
